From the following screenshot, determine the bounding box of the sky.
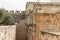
[0,0,51,11]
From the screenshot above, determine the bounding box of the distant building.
[15,11,20,14]
[10,10,14,13]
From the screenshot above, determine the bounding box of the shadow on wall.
[16,21,27,40]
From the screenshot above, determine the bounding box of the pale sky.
[0,0,51,11]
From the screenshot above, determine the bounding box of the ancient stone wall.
[0,25,16,40]
[32,13,60,40]
[33,3,60,13]
[26,2,35,11]
[26,2,60,40]
[16,19,27,40]
[41,29,60,40]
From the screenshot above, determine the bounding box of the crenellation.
[9,10,14,13]
[15,10,20,14]
[21,11,26,14]
[5,10,22,14]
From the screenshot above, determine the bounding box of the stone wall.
[26,2,60,40]
[16,19,27,40]
[32,13,60,40]
[26,2,35,11]
[41,29,60,40]
[0,25,16,40]
[33,3,60,13]
[26,2,60,14]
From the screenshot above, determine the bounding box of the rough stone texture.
[0,25,16,40]
[26,2,35,11]
[26,2,60,10]
[26,2,60,40]
[33,13,60,30]
[33,3,60,13]
[16,19,27,40]
[32,13,60,40]
[41,29,60,40]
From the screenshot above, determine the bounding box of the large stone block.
[0,25,16,40]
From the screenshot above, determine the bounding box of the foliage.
[0,9,14,25]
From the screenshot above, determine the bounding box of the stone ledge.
[41,29,60,36]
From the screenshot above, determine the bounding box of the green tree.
[0,9,14,25]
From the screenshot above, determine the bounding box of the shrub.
[0,9,14,25]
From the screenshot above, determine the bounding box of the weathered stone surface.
[26,2,60,14]
[31,13,60,40]
[16,19,27,40]
[41,29,60,40]
[26,2,35,11]
[33,3,60,13]
[26,2,60,40]
[0,25,16,40]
